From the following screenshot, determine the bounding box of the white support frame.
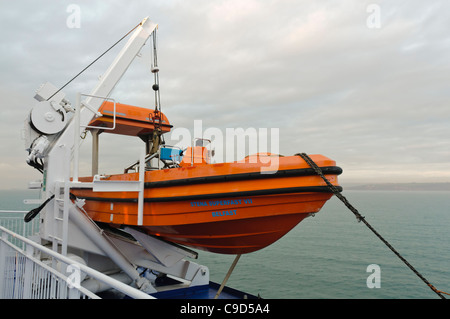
[73,93,117,183]
[91,148,146,226]
[0,224,154,299]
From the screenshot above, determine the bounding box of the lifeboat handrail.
[124,152,159,173]
[191,138,212,166]
[80,94,117,131]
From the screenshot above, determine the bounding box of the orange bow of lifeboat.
[72,102,342,255]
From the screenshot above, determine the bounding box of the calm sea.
[1,189,449,299]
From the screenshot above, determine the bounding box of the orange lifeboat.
[71,102,342,254]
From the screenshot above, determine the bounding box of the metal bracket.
[79,94,116,131]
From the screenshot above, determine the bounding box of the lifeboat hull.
[72,154,342,254]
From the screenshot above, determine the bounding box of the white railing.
[0,211,154,299]
[0,210,40,249]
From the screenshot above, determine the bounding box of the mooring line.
[296,153,447,299]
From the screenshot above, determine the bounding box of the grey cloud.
[1,0,450,189]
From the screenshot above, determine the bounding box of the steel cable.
[47,22,143,101]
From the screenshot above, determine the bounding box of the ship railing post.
[62,145,71,256]
[138,148,145,226]
[0,231,7,298]
[22,244,35,298]
[73,92,81,183]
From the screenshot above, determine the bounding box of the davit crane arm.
[24,17,157,179]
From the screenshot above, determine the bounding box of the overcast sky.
[1,0,450,190]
